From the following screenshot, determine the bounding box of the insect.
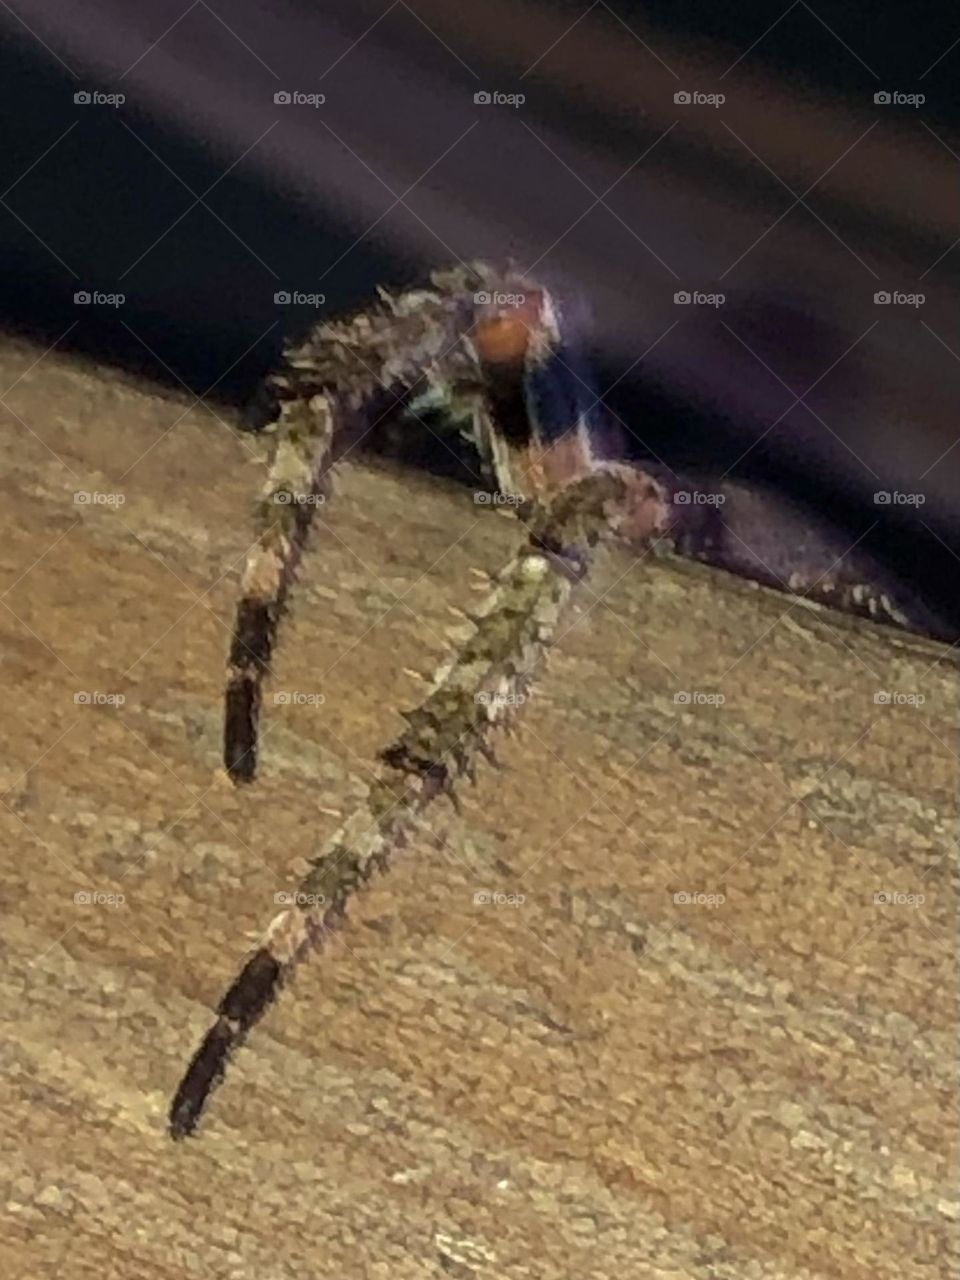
[169,261,946,1138]
[169,261,669,1138]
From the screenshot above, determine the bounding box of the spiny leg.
[224,393,335,781]
[171,467,656,1138]
[223,270,490,783]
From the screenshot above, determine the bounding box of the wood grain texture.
[0,334,956,1279]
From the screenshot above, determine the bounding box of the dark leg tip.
[224,748,257,784]
[224,682,259,782]
[168,1019,237,1140]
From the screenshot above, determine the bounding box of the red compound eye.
[472,290,545,365]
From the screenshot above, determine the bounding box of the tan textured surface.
[0,334,956,1279]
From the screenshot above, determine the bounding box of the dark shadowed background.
[1,0,958,629]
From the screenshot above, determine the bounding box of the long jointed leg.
[224,394,334,781]
[223,273,483,782]
[171,468,638,1138]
